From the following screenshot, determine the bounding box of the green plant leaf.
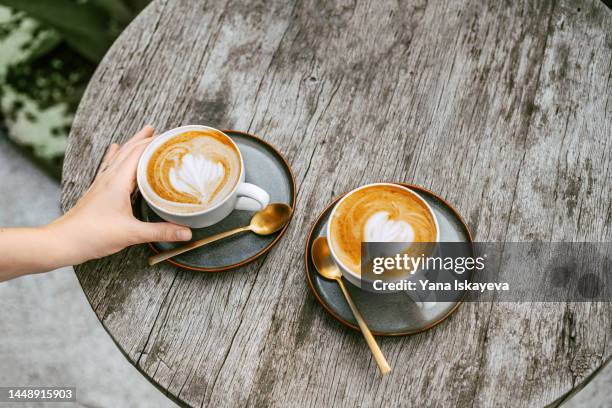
[125,0,151,13]
[24,31,63,63]
[0,0,116,62]
[91,0,132,24]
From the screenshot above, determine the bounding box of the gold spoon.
[148,203,292,266]
[311,237,391,376]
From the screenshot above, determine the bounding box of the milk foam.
[168,153,225,203]
[328,185,437,275]
[145,130,241,213]
[364,211,414,242]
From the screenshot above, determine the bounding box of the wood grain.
[61,0,612,406]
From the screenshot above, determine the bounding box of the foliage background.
[0,0,149,178]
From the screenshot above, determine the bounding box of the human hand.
[46,126,192,265]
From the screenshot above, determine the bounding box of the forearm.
[0,226,77,281]
[0,127,191,282]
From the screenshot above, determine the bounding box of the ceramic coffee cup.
[326,183,440,288]
[137,125,270,228]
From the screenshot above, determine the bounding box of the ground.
[0,135,175,408]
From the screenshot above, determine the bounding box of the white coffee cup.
[137,125,270,228]
[326,183,440,288]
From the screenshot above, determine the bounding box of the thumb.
[135,221,192,243]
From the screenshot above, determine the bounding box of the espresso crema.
[146,130,241,213]
[329,185,437,275]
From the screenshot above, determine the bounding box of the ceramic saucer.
[304,184,473,335]
[139,130,295,271]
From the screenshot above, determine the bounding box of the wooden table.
[61,1,611,406]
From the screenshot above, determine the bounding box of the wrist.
[41,217,90,268]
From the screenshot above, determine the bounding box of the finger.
[109,126,155,167]
[96,143,120,177]
[103,143,120,164]
[125,125,154,146]
[134,221,192,243]
[114,138,153,192]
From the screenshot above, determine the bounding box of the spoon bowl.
[312,237,342,280]
[251,203,293,235]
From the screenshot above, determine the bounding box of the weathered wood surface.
[61,0,612,406]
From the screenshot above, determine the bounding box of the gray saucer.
[305,184,473,335]
[139,130,295,271]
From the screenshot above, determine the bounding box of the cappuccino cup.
[326,183,440,288]
[137,125,270,228]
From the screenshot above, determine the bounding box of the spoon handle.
[148,226,251,266]
[335,278,392,376]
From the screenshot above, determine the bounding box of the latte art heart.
[364,211,414,243]
[329,185,437,275]
[169,153,225,202]
[146,130,241,213]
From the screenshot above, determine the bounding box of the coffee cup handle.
[234,183,270,211]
